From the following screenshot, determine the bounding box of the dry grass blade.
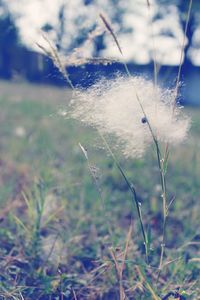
[79,143,114,240]
[79,143,88,160]
[109,248,126,300]
[136,266,160,300]
[109,222,133,300]
[166,196,176,215]
[99,13,123,55]
[99,12,158,145]
[146,0,158,87]
[99,133,149,262]
[37,33,74,90]
[146,0,151,8]
[174,0,193,109]
[72,289,78,300]
[121,222,133,277]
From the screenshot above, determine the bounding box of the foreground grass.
[0,81,199,299]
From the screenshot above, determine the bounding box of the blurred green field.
[0,80,199,299]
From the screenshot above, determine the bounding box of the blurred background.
[0,2,200,298]
[0,0,200,104]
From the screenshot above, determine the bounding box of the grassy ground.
[0,80,199,299]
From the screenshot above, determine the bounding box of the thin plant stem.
[79,143,114,243]
[109,222,133,300]
[37,33,74,90]
[173,0,193,111]
[100,13,168,267]
[154,139,168,272]
[146,0,158,88]
[100,134,149,264]
[157,0,193,272]
[155,143,167,223]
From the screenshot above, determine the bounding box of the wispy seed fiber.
[68,76,190,158]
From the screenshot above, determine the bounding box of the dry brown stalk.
[109,222,133,300]
[135,266,160,300]
[99,13,123,56]
[146,0,151,8]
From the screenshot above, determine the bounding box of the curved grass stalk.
[158,0,193,272]
[79,143,114,243]
[100,133,149,263]
[173,0,193,111]
[100,3,192,273]
[100,13,167,268]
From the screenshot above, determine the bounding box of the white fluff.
[68,76,190,158]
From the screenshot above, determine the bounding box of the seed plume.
[67,76,190,158]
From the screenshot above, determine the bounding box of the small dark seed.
[141,117,147,124]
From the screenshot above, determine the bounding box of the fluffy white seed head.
[68,76,190,158]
